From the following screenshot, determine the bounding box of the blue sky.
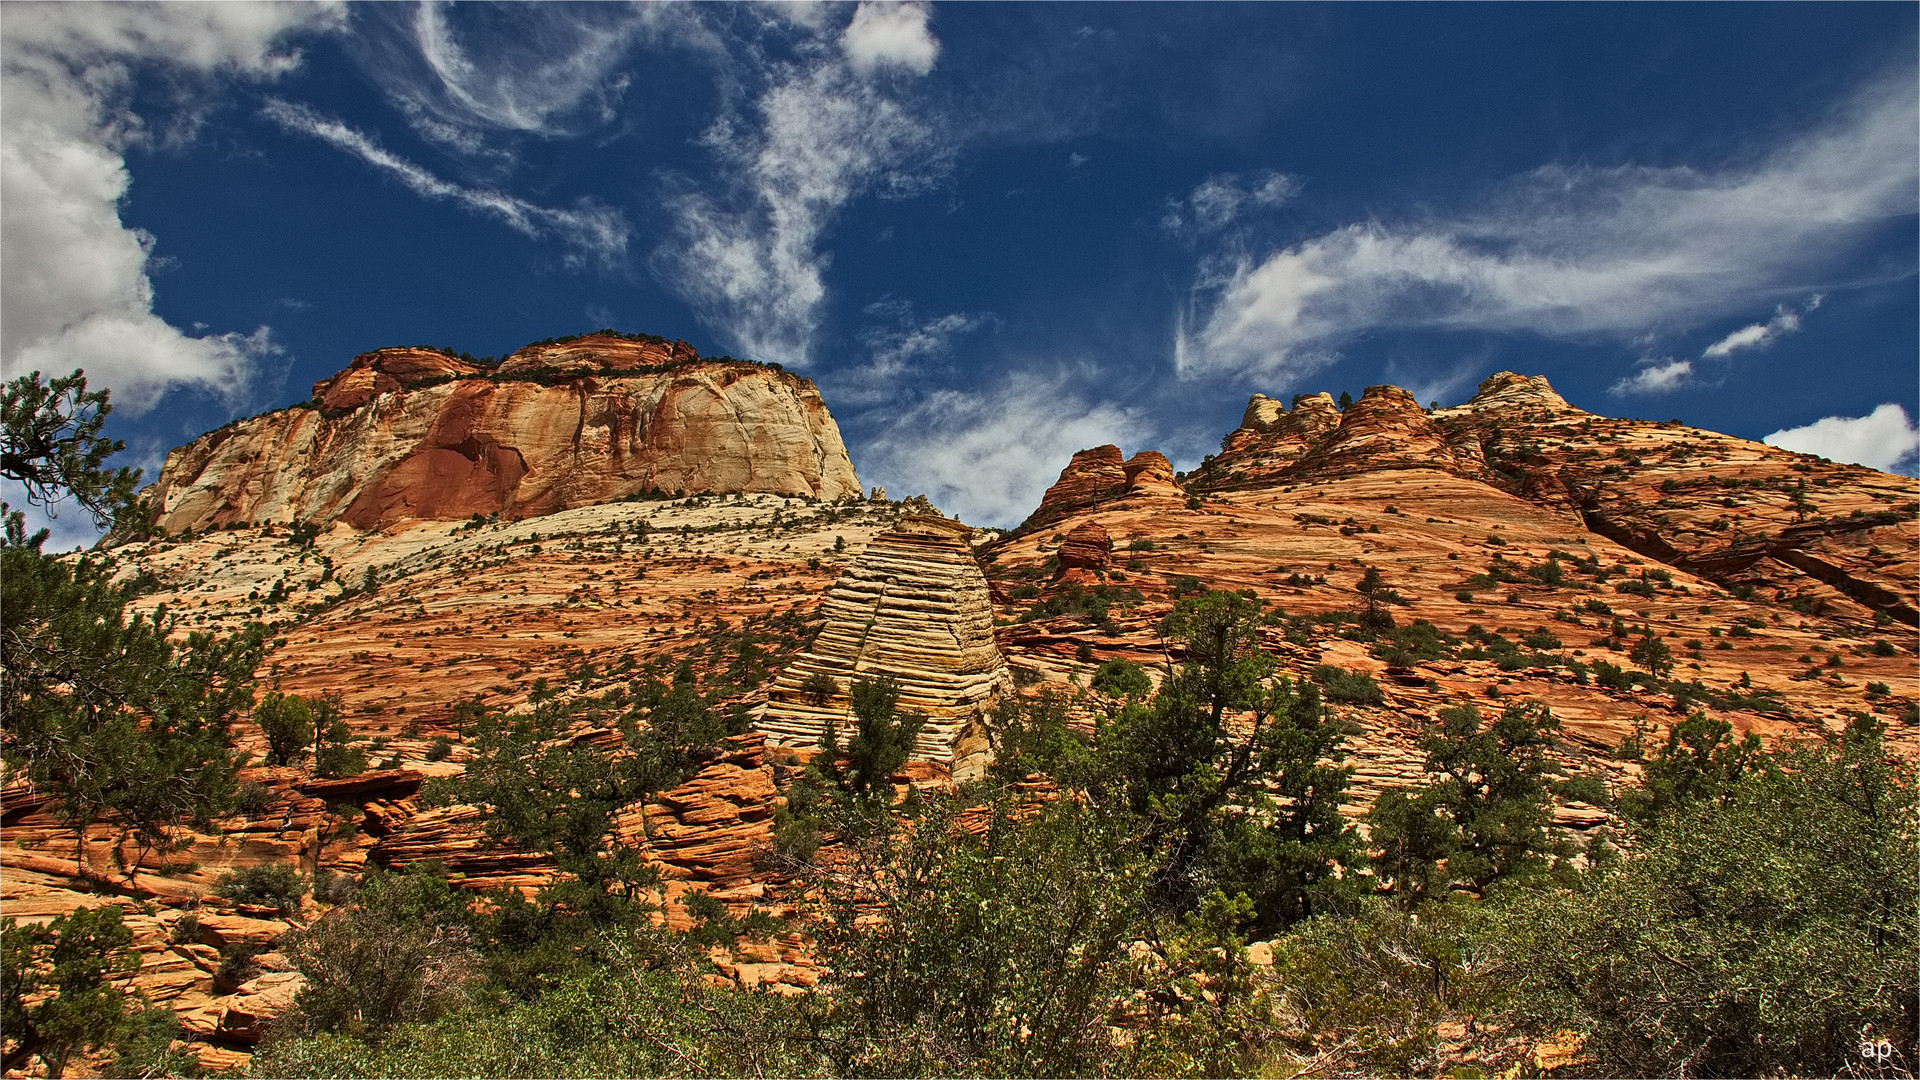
[3,2,1915,538]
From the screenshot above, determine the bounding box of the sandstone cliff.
[144,333,862,533]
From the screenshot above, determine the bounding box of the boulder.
[1055,521,1113,576]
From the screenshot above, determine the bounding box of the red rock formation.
[1055,521,1112,582]
[1018,445,1129,533]
[1122,451,1183,498]
[493,335,699,379]
[1456,370,1577,415]
[1197,392,1343,490]
[313,349,483,412]
[144,333,862,533]
[1296,384,1489,479]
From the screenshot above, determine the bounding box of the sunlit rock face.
[144,334,862,533]
[758,514,1011,770]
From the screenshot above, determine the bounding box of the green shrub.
[1314,665,1384,706]
[1487,716,1917,1077]
[214,864,308,913]
[1090,658,1153,699]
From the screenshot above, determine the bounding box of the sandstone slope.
[987,373,1918,821]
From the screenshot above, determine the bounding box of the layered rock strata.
[144,333,862,533]
[758,515,1011,765]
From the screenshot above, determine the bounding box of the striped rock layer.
[758,515,1010,766]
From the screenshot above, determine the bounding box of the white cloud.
[861,306,987,375]
[1701,296,1821,358]
[1764,403,1920,474]
[658,7,948,365]
[1162,169,1300,235]
[1609,358,1695,397]
[828,306,989,407]
[842,1,939,76]
[0,1,342,413]
[345,2,701,155]
[858,371,1150,527]
[260,99,629,266]
[1177,73,1917,384]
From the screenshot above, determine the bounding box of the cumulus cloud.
[1764,403,1920,474]
[1177,73,1917,385]
[658,5,949,366]
[857,370,1150,527]
[260,99,629,266]
[1609,358,1696,397]
[1701,295,1821,359]
[1162,170,1300,235]
[0,1,341,413]
[842,1,939,76]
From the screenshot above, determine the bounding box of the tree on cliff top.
[1,370,262,878]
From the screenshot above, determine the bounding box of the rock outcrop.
[1019,445,1129,533]
[759,515,1010,767]
[1055,521,1113,582]
[143,333,862,533]
[1200,392,1342,490]
[1296,384,1491,479]
[1019,446,1186,533]
[1122,451,1184,498]
[1450,370,1578,416]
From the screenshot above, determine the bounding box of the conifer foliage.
[1,370,262,877]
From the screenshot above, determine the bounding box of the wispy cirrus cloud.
[1177,72,1917,388]
[1609,358,1696,397]
[0,1,340,413]
[1162,169,1300,236]
[656,1,951,366]
[1765,403,1919,474]
[344,2,700,157]
[826,303,992,407]
[261,99,629,267]
[1612,294,1825,396]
